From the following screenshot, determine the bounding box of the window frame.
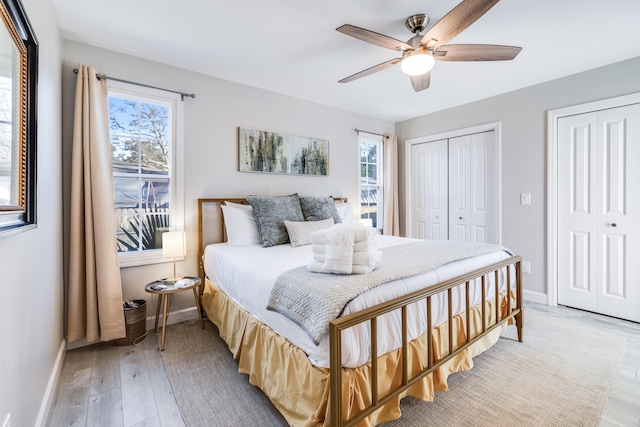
[107,80,184,268]
[358,133,384,230]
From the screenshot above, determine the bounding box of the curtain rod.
[354,128,388,138]
[73,68,196,101]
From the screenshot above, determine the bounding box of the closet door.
[410,139,448,239]
[557,104,640,322]
[448,131,497,243]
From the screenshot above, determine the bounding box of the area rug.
[160,307,626,426]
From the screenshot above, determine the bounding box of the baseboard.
[66,337,90,350]
[523,290,548,305]
[145,305,199,330]
[35,339,66,427]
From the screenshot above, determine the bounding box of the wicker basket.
[115,299,147,346]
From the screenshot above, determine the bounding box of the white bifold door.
[410,138,449,240]
[557,103,640,322]
[409,130,498,244]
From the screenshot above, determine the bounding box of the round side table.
[144,276,204,351]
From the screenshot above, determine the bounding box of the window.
[359,134,383,229]
[108,81,183,267]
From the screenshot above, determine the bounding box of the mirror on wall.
[0,0,37,235]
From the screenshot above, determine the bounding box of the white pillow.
[284,218,335,247]
[335,203,357,225]
[221,201,261,246]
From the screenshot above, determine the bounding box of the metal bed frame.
[197,197,523,427]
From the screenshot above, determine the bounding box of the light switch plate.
[520,193,531,205]
[522,261,531,274]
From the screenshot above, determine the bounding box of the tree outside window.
[109,94,172,253]
[359,136,383,229]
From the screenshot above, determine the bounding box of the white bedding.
[203,235,513,368]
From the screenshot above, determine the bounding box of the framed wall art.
[238,127,329,176]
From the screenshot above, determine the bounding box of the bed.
[197,196,523,427]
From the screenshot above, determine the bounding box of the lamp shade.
[400,50,435,76]
[359,218,373,228]
[162,231,186,258]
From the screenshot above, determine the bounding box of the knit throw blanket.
[266,240,512,345]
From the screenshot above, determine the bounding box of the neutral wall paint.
[61,40,393,321]
[396,56,640,297]
[0,0,64,426]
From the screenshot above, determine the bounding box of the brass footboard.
[329,255,523,427]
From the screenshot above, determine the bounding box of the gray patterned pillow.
[284,218,334,247]
[299,196,342,224]
[247,194,304,247]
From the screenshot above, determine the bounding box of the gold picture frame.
[0,0,37,235]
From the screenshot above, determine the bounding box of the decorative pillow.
[335,202,357,225]
[247,194,304,247]
[284,218,334,247]
[299,196,342,224]
[221,201,261,246]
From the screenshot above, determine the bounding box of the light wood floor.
[46,303,640,427]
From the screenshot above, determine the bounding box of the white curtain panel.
[67,65,125,343]
[383,134,400,236]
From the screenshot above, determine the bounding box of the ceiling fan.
[336,0,522,92]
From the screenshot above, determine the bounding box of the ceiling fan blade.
[337,24,413,51]
[339,58,402,83]
[435,44,522,61]
[420,0,500,49]
[410,72,431,92]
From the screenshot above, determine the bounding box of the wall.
[0,0,63,425]
[61,40,393,323]
[396,56,640,299]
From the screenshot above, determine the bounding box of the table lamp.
[359,218,373,228]
[162,231,186,282]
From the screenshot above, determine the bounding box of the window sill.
[118,250,185,269]
[0,222,37,238]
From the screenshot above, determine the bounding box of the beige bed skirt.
[201,279,510,426]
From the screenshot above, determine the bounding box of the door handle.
[610,223,617,228]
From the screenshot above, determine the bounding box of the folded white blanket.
[354,241,375,252]
[322,245,353,274]
[334,224,372,243]
[314,250,382,267]
[310,224,372,245]
[308,261,376,275]
[311,243,325,254]
[329,229,355,246]
[309,224,381,274]
[311,233,329,245]
[312,240,374,254]
[353,250,382,267]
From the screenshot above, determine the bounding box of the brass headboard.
[197,197,348,287]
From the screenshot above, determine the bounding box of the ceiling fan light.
[400,51,435,76]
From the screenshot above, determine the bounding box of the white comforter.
[203,235,512,368]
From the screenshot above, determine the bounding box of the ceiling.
[52,0,640,123]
